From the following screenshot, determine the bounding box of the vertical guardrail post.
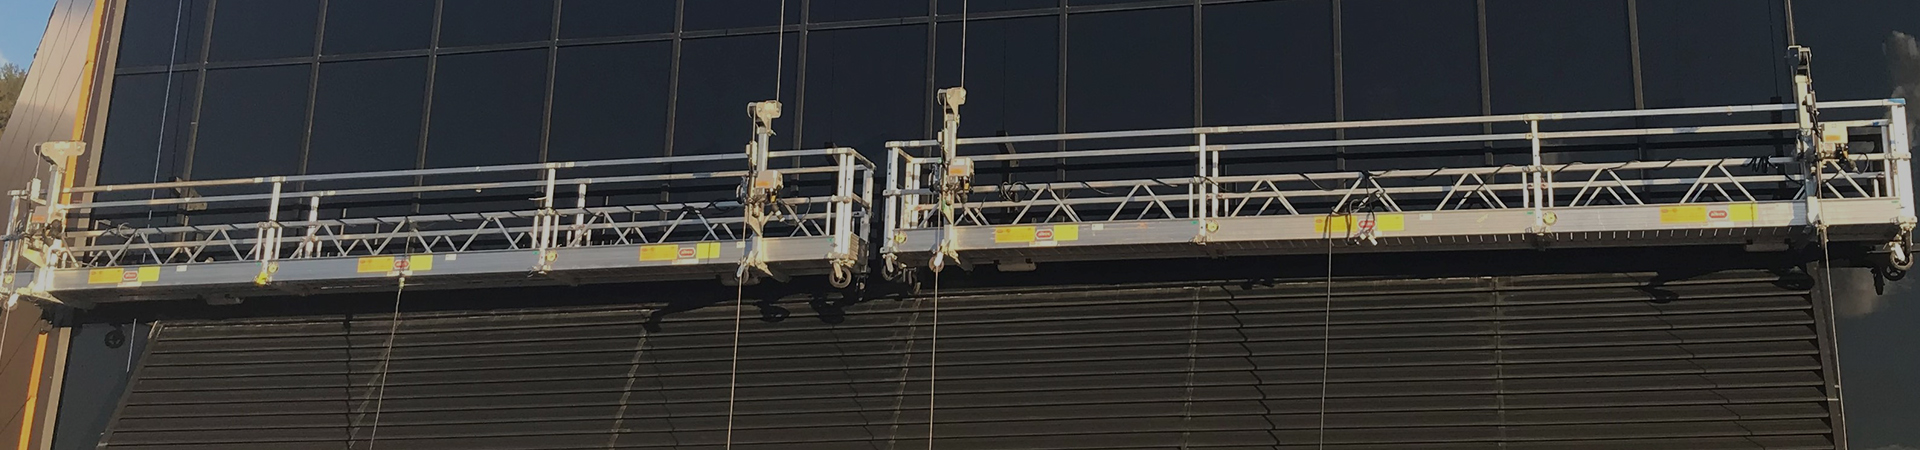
[300,196,321,258]
[572,183,588,247]
[535,167,558,272]
[1529,119,1546,232]
[1890,102,1914,223]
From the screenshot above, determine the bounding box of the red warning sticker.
[1036,229,1054,240]
[393,258,411,271]
[121,270,139,282]
[1708,210,1729,220]
[679,247,697,258]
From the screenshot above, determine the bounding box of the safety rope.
[773,0,789,103]
[1316,209,1336,450]
[144,0,188,225]
[926,271,940,450]
[1817,227,1851,436]
[960,0,969,87]
[724,280,745,449]
[367,276,406,449]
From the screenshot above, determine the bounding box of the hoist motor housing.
[942,157,975,193]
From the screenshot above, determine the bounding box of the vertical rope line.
[1317,213,1335,450]
[927,273,939,450]
[773,0,789,103]
[1818,229,1849,435]
[127,318,138,371]
[367,276,405,450]
[145,0,188,223]
[959,0,968,87]
[725,281,745,449]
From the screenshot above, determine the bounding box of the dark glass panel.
[47,322,151,450]
[322,0,435,55]
[1792,0,1920,101]
[1486,0,1635,166]
[438,0,555,47]
[1203,0,1334,126]
[1343,0,1482,171]
[190,65,310,180]
[1066,8,1192,132]
[934,16,1059,138]
[937,0,1055,14]
[1486,0,1633,114]
[95,71,197,227]
[811,0,926,23]
[932,15,1059,190]
[549,42,673,162]
[559,0,676,39]
[308,58,429,174]
[672,34,799,156]
[800,25,928,156]
[206,0,318,62]
[1203,0,1336,174]
[682,0,800,31]
[116,0,209,67]
[1638,0,1790,108]
[96,72,196,185]
[424,49,549,168]
[1064,8,1192,182]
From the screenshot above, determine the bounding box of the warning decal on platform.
[996,225,1080,245]
[358,255,436,274]
[1314,214,1406,233]
[640,243,722,262]
[1660,204,1756,224]
[995,226,1037,243]
[640,245,679,261]
[88,266,164,285]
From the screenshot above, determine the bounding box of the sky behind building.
[0,0,58,68]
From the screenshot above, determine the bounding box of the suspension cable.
[773,0,790,103]
[927,271,940,450]
[724,281,745,449]
[1316,207,1339,450]
[1817,227,1851,435]
[367,276,406,450]
[960,0,969,87]
[143,0,188,224]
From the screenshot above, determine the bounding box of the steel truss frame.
[1,136,874,305]
[882,93,1917,273]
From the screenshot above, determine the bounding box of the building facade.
[4,0,1919,449]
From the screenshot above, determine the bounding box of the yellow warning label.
[1052,225,1080,242]
[356,257,394,273]
[87,269,123,284]
[408,255,435,272]
[994,226,1037,243]
[640,245,679,262]
[696,242,721,259]
[1659,206,1707,223]
[1722,203,1756,222]
[137,266,161,282]
[1314,214,1405,233]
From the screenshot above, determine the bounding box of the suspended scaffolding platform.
[1,138,874,305]
[882,86,1917,273]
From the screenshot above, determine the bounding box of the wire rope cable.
[926,271,940,450]
[144,0,188,225]
[1817,227,1850,440]
[724,281,745,449]
[1316,209,1336,450]
[367,276,406,450]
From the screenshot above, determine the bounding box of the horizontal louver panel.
[101,270,1835,449]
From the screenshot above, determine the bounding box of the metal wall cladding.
[99,268,1836,450]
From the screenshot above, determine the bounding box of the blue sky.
[0,0,59,68]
